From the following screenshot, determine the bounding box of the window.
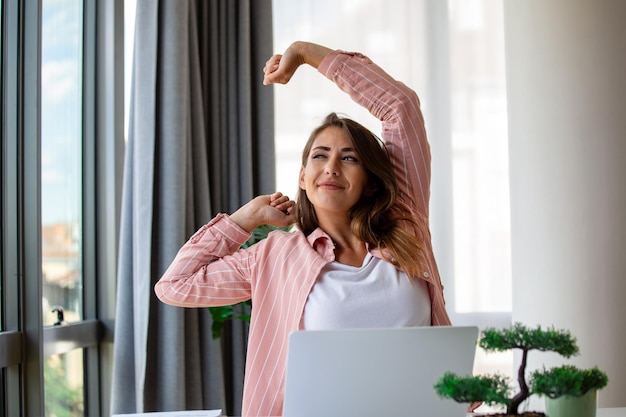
[41,0,85,413]
[272,0,513,382]
[0,1,123,416]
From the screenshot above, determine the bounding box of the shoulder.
[253,227,335,262]
[253,228,308,251]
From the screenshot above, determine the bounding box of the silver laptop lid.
[283,326,478,417]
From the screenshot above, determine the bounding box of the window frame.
[0,1,123,416]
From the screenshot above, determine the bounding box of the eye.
[311,153,326,159]
[342,155,359,162]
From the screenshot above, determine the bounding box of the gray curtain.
[111,0,275,415]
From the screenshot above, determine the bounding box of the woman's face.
[299,126,369,217]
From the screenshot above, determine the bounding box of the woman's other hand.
[230,192,296,232]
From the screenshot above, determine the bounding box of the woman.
[155,41,451,417]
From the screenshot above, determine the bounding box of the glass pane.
[41,0,84,326]
[44,351,84,417]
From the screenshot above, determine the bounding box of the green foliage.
[531,365,608,399]
[434,372,511,406]
[44,356,83,417]
[240,223,290,249]
[209,302,251,339]
[479,322,579,358]
[209,224,290,339]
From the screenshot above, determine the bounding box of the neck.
[333,242,367,267]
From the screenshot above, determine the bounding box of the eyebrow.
[312,145,356,153]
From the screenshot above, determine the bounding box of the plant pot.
[544,390,597,417]
[469,413,545,417]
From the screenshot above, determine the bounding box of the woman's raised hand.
[263,41,332,85]
[262,47,303,85]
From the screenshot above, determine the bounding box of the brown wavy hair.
[295,113,428,277]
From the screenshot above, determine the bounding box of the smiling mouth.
[318,182,345,190]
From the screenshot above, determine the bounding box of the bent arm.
[154,214,254,307]
[155,190,295,307]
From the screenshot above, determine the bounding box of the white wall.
[504,0,626,408]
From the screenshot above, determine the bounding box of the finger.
[263,71,282,85]
[265,54,281,66]
[263,62,279,76]
[270,195,290,207]
[263,55,282,73]
[286,201,297,215]
[275,201,295,214]
[269,192,283,202]
[268,193,294,211]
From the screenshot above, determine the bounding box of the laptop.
[282,326,479,417]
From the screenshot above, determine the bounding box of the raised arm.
[266,41,431,217]
[324,50,430,216]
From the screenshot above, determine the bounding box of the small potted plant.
[531,364,608,417]
[433,322,608,416]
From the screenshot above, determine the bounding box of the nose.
[324,157,340,176]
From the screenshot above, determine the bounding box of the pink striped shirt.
[154,50,451,417]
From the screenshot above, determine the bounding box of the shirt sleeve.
[318,50,431,217]
[154,213,254,307]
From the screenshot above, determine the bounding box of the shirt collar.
[306,228,336,261]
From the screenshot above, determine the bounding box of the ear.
[299,166,306,190]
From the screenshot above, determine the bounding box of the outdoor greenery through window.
[45,352,84,416]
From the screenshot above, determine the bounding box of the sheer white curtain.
[272,0,512,379]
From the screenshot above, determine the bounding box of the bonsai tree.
[434,322,582,415]
[530,364,608,399]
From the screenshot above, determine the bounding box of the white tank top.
[301,253,431,330]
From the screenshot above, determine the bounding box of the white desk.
[114,408,626,417]
[468,410,626,417]
[113,411,221,417]
[598,408,626,417]
[222,410,626,417]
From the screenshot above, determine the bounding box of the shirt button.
[423,271,430,278]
